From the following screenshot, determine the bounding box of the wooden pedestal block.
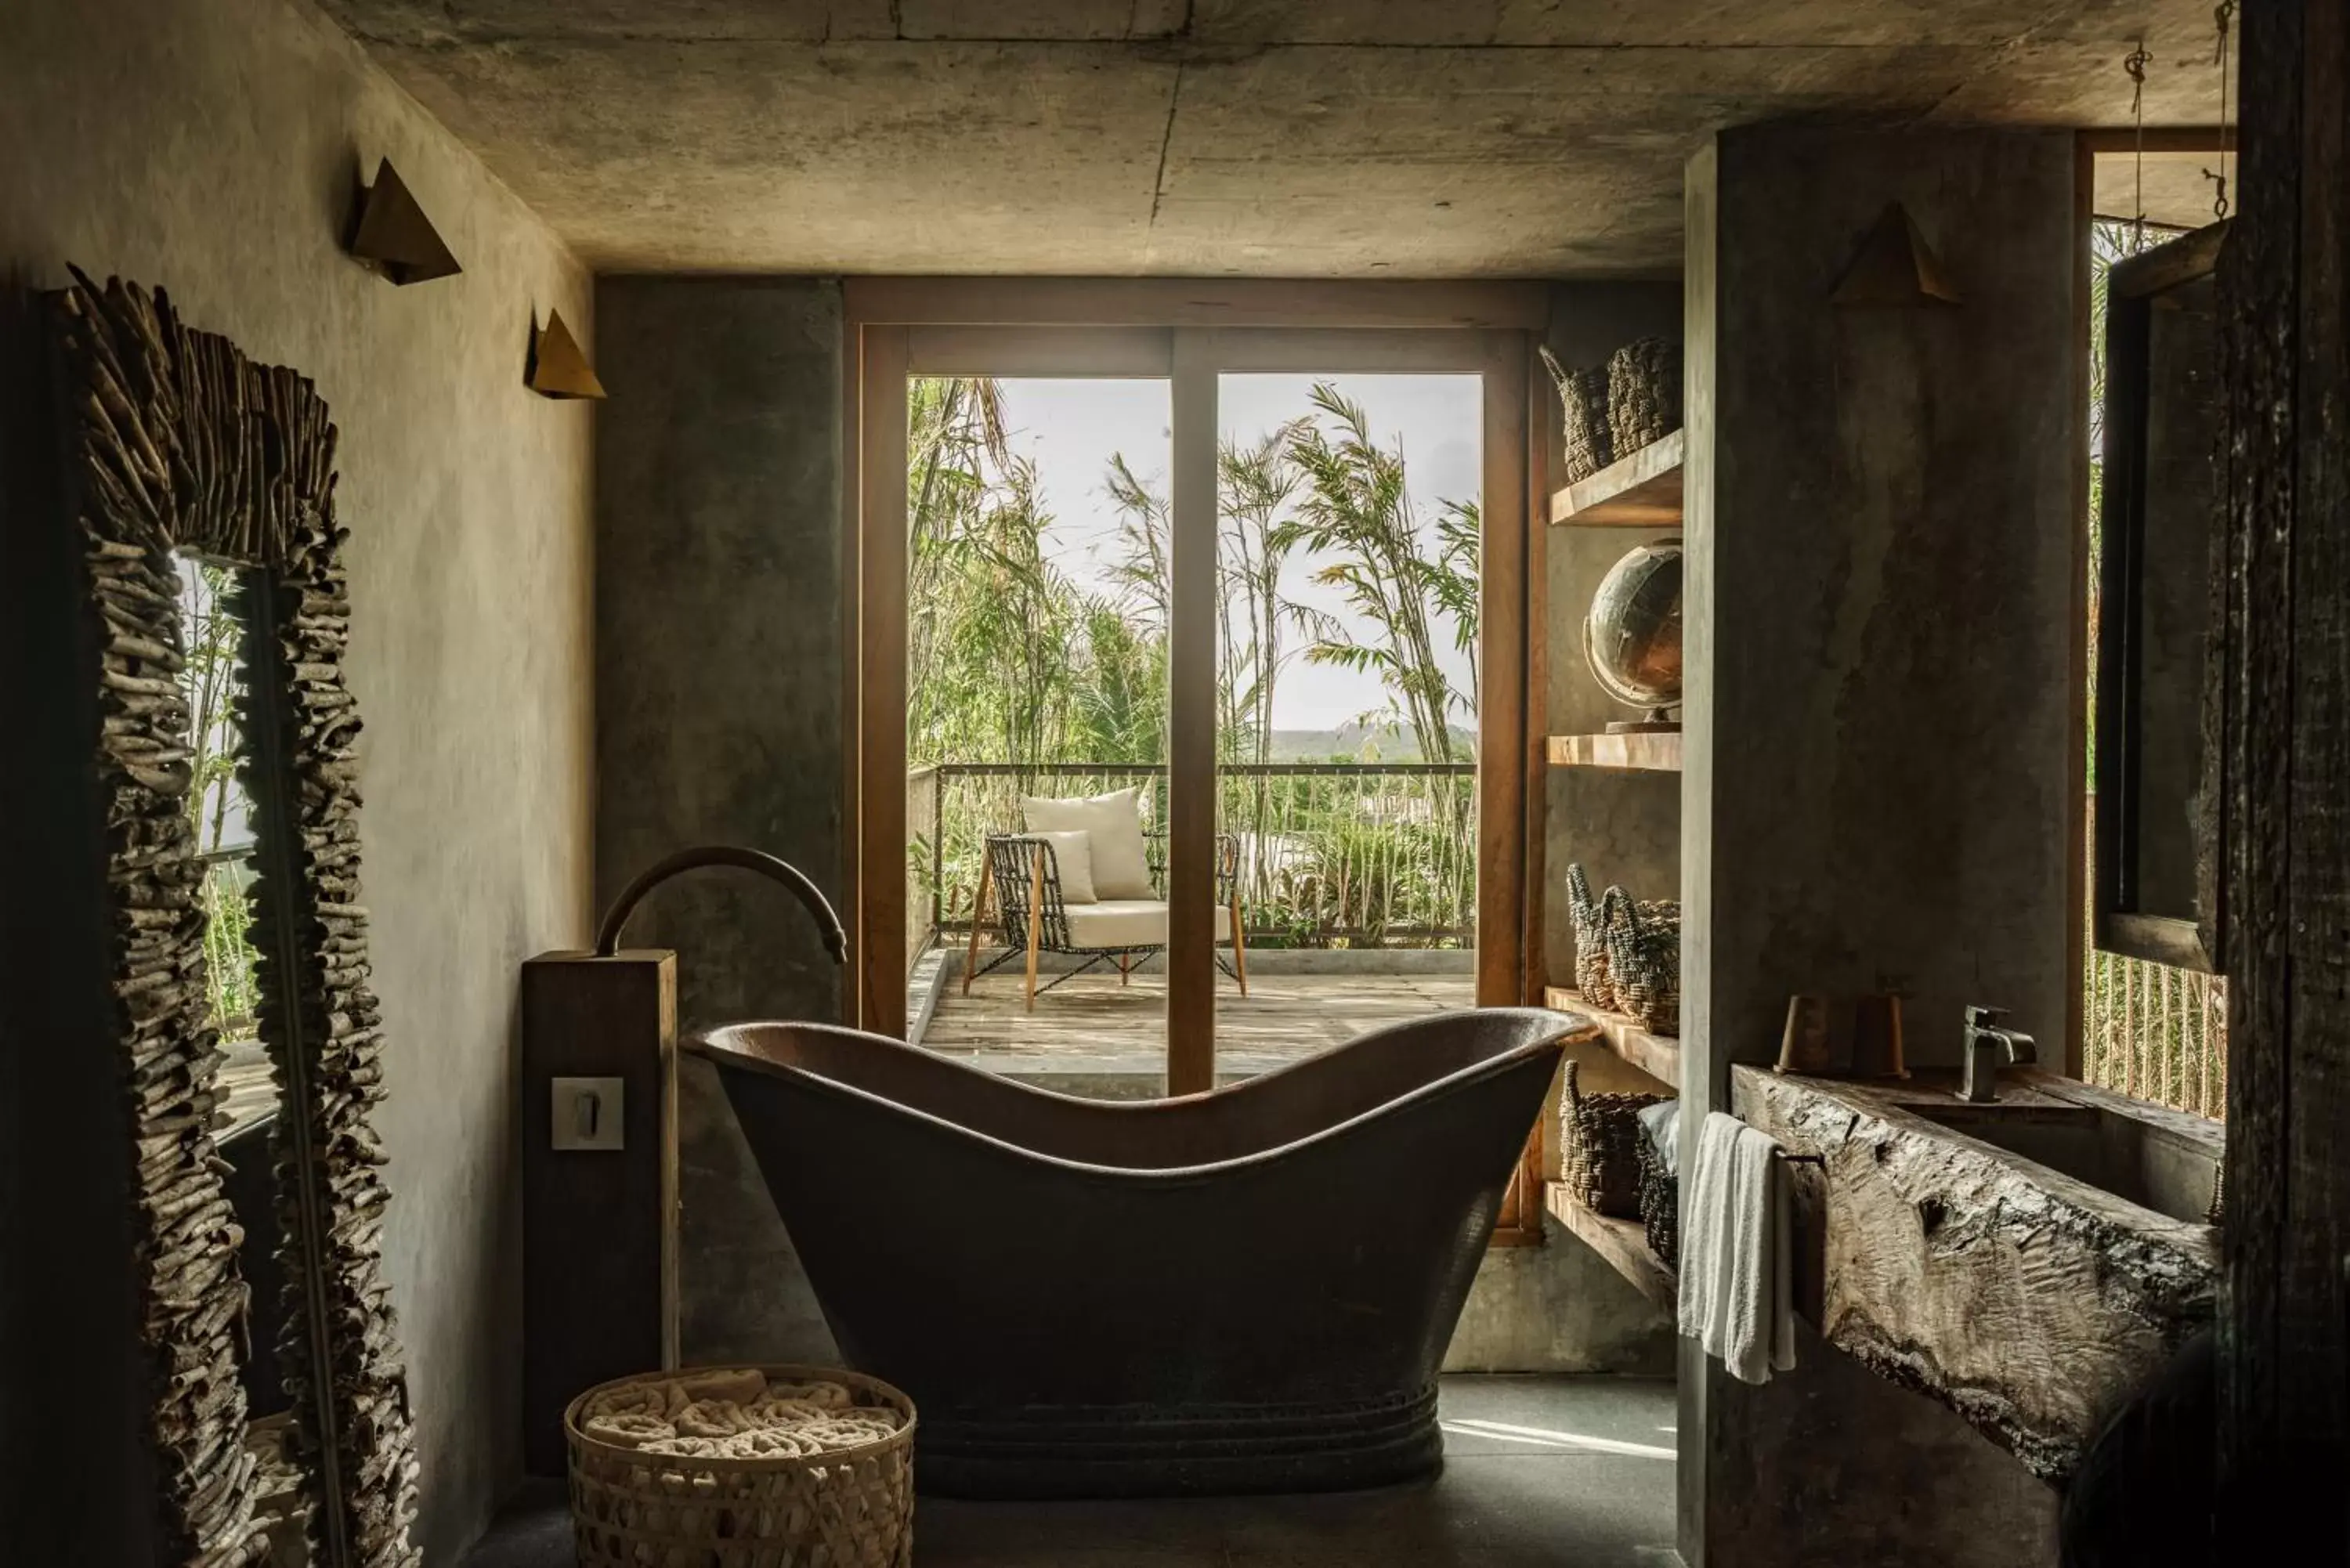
[520,949,678,1476]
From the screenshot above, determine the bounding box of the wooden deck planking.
[922,969,1476,1067]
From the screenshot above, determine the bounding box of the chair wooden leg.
[1230,898,1250,998]
[963,861,992,996]
[1025,848,1043,1013]
[1119,952,1130,987]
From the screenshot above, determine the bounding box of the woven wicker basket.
[1636,1132,1679,1268]
[1606,337,1683,457]
[1559,1060,1667,1219]
[1604,894,1681,1037]
[566,1364,916,1568]
[1566,865,1617,1009]
[1539,346,1614,483]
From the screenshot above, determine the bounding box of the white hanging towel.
[1676,1111,1796,1384]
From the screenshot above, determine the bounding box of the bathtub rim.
[685,1005,1595,1183]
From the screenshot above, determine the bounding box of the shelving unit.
[1549,428,1684,527]
[1545,1182,1676,1313]
[1544,987,1680,1090]
[1546,730,1683,772]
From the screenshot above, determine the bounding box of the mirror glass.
[175,553,313,1562]
[2129,270,2218,920]
[176,556,277,1129]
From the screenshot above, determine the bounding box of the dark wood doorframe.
[843,281,1549,1104]
[2218,2,2350,1549]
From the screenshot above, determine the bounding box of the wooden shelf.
[1546,731,1682,771]
[1549,429,1685,527]
[1544,988,1681,1090]
[1546,1181,1676,1314]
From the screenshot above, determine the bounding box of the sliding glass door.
[906,367,1173,1073]
[859,302,1534,1110]
[1210,372,1484,1080]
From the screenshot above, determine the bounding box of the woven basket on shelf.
[1559,1059,1667,1219]
[1604,894,1682,1037]
[1606,337,1683,457]
[566,1364,916,1568]
[1566,865,1617,1009]
[1636,1131,1679,1269]
[1539,346,1614,483]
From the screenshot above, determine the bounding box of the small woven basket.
[1604,894,1682,1037]
[1566,865,1617,1010]
[1559,1059,1667,1219]
[1540,346,1614,483]
[1606,337,1683,457]
[566,1364,916,1568]
[1636,1131,1679,1269]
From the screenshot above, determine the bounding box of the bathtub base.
[913,1382,1443,1498]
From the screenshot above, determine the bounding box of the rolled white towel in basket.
[1677,1111,1795,1385]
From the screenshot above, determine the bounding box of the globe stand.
[1605,706,1682,735]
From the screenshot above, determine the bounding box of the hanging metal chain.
[2125,40,2153,248]
[2206,2,2236,219]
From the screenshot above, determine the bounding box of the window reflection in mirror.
[175,554,279,1134]
[177,553,315,1555]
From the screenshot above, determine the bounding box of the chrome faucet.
[1958,1006,2036,1103]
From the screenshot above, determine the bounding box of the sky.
[991,373,1481,736]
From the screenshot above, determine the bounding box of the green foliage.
[903,375,1484,946]
[1272,382,1477,765]
[176,560,263,1039]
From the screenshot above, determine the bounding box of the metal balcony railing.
[908,761,1477,963]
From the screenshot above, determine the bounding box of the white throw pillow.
[1029,830,1098,904]
[1022,787,1153,899]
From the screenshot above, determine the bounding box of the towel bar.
[1774,1151,1825,1167]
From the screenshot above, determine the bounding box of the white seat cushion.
[1022,787,1153,899]
[1061,899,1233,950]
[1029,830,1098,903]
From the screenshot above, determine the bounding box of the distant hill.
[1265,724,1477,763]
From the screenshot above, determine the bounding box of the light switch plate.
[551,1076,624,1151]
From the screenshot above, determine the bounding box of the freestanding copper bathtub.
[688,1007,1580,1498]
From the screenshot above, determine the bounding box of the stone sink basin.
[1911,1081,2222,1227]
[1733,1064,2220,1484]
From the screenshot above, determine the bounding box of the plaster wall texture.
[1444,1211,1676,1375]
[0,0,596,1559]
[592,275,849,1367]
[1677,127,2078,1566]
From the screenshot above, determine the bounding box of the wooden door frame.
[843,280,1549,1104]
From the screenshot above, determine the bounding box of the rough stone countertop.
[1732,1064,2219,1483]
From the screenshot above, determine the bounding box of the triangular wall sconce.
[526,310,606,400]
[1831,202,1963,307]
[349,158,462,285]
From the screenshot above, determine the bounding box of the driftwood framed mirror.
[2093,221,2230,974]
[50,271,420,1567]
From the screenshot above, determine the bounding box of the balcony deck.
[916,956,1475,1092]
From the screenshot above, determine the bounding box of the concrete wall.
[594,276,849,1366]
[1678,126,2079,1566]
[0,0,595,1559]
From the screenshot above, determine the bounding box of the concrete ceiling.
[319,0,2232,276]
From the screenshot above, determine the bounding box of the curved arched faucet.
[594,844,849,963]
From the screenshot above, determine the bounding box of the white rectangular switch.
[551,1076,625,1151]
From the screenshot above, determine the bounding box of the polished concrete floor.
[463,1375,1679,1567]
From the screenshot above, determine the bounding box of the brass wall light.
[348,157,461,285]
[526,309,606,400]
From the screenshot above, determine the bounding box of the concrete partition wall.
[1678,128,2079,1566]
[594,276,849,1365]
